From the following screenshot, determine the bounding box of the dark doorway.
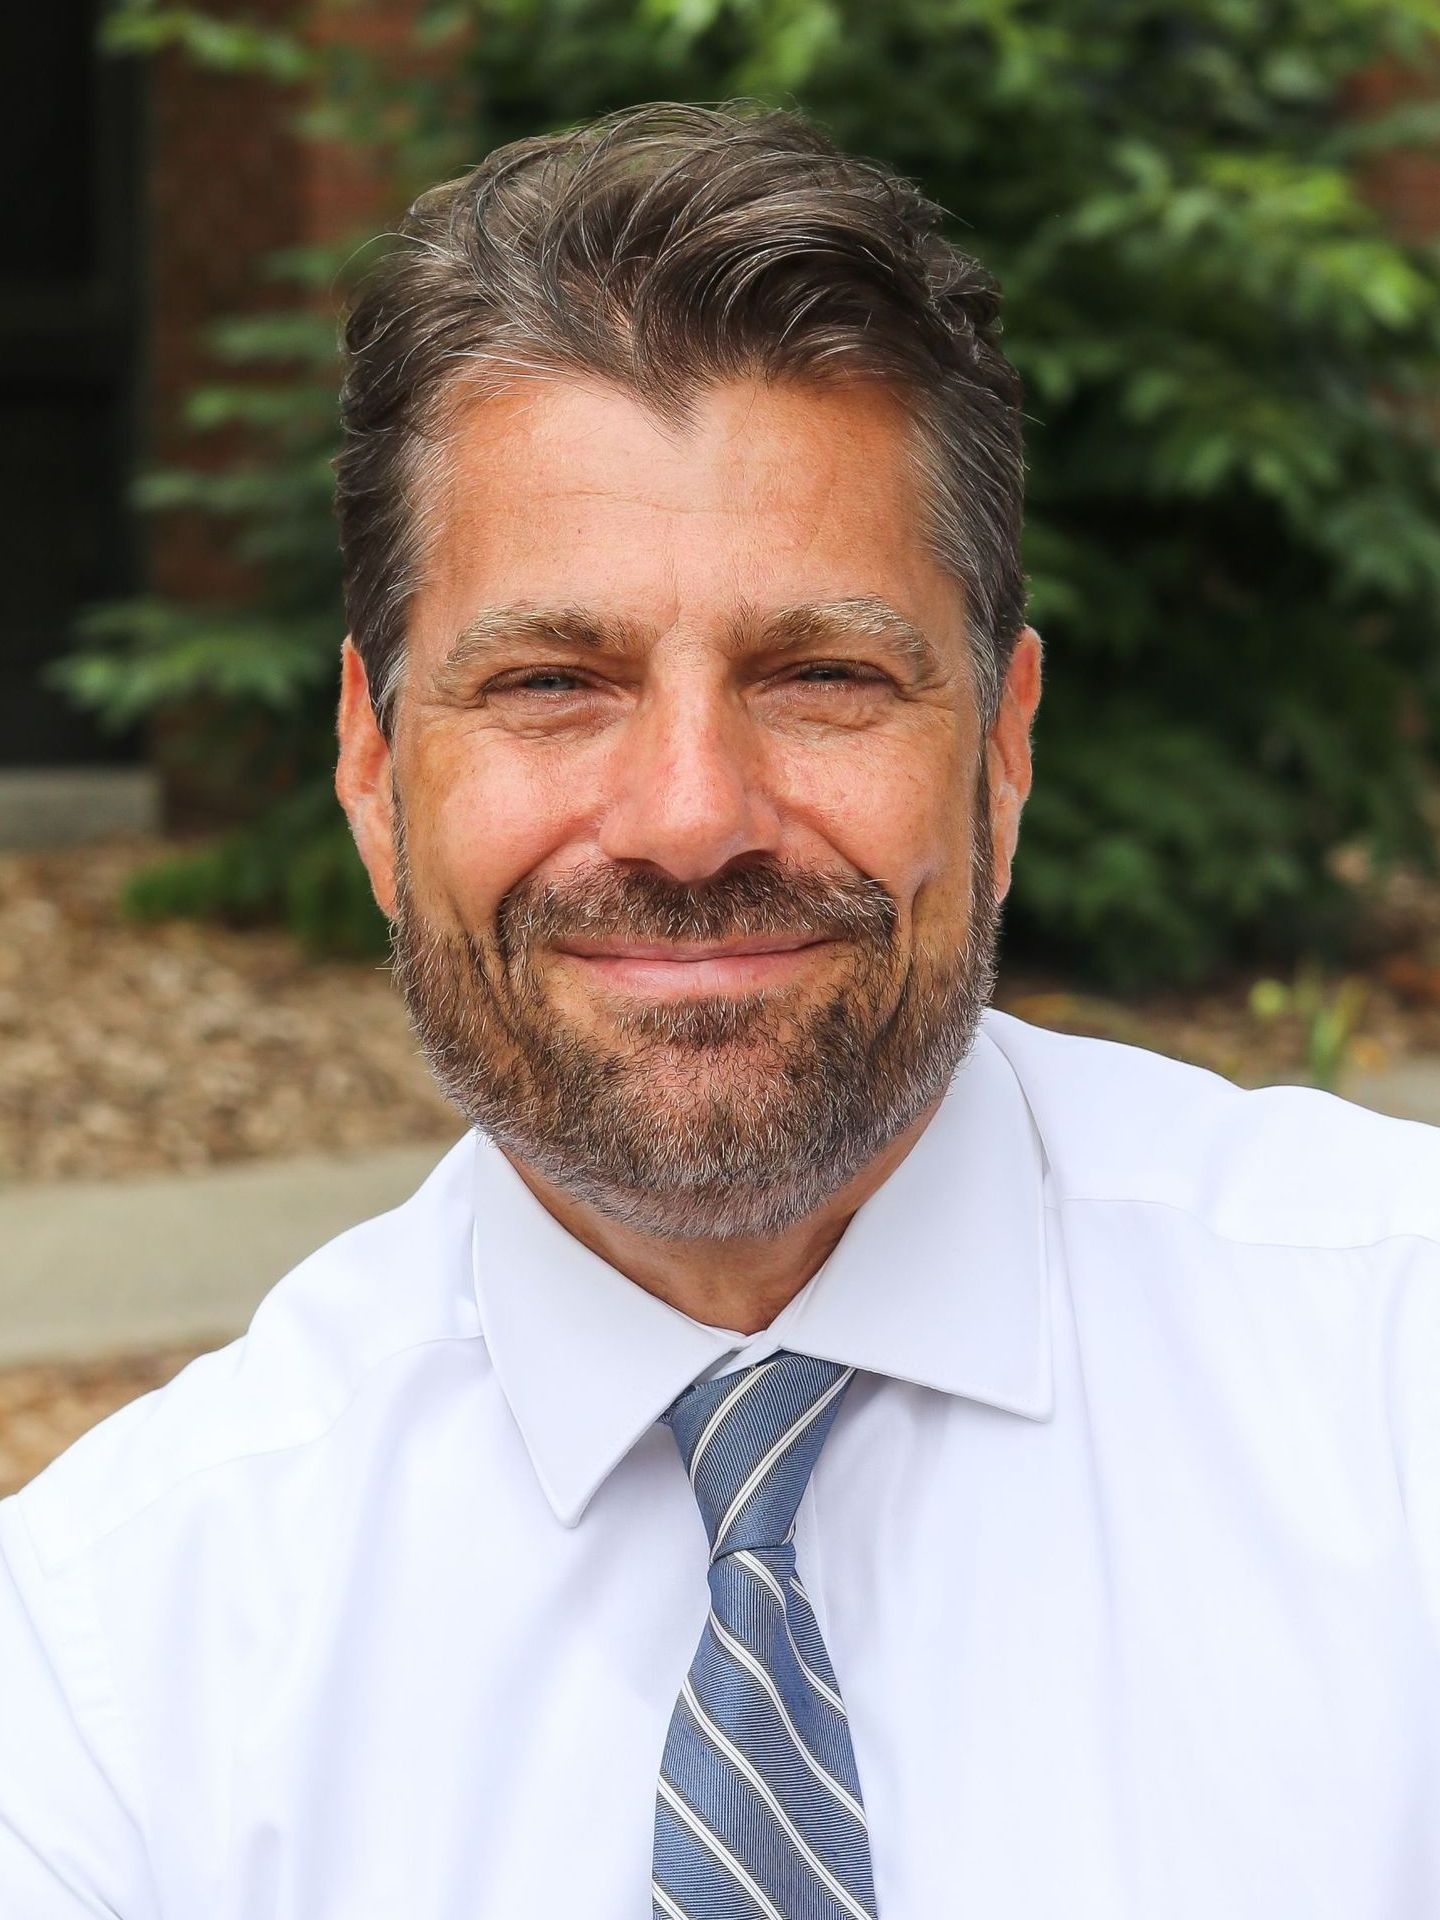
[0,4,141,766]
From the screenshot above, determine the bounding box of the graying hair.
[335,100,1027,734]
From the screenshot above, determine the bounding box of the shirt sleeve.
[1387,1236,1440,1648]
[0,1498,157,1918]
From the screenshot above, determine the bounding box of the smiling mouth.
[550,934,836,998]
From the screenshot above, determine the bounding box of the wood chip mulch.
[0,837,457,1188]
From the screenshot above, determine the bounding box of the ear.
[985,625,1043,903]
[335,638,399,920]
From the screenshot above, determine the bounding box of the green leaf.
[70,0,1440,991]
[101,5,312,81]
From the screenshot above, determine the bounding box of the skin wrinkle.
[375,369,983,735]
[337,373,1041,1328]
[388,829,994,1242]
[429,597,946,706]
[337,108,1028,762]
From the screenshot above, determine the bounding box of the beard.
[390,767,1001,1241]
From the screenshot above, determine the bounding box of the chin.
[556,985,806,1050]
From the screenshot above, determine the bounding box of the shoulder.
[980,1006,1440,1251]
[12,1133,481,1578]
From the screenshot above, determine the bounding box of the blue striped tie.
[652,1350,879,1920]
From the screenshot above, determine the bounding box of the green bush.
[61,0,1440,990]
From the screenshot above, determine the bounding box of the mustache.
[496,858,898,966]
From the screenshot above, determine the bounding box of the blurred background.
[4,0,1440,1489]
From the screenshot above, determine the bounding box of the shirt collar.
[470,1011,1054,1527]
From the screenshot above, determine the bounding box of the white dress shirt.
[4,1006,1440,1918]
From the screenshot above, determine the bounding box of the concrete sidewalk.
[3,1052,1440,1371]
[0,1140,458,1368]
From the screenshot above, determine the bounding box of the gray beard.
[389,774,1000,1241]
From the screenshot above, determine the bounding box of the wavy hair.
[335,100,1027,733]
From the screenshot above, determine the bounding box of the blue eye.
[520,672,582,691]
[792,663,883,684]
[489,669,588,695]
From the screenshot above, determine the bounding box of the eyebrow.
[432,605,647,693]
[431,594,945,691]
[751,598,943,679]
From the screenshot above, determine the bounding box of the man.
[2,99,1438,1919]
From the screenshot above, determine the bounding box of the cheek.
[771,727,967,908]
[403,736,589,922]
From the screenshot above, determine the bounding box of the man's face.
[338,375,1041,1239]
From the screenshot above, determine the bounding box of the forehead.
[410,374,962,653]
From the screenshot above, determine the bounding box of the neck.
[502,1095,944,1334]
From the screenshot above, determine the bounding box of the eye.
[486,667,592,696]
[787,661,890,687]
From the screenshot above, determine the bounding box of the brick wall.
[148,0,307,606]
[144,0,425,819]
[146,0,427,608]
[1346,60,1440,244]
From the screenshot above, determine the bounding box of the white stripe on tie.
[651,1878,691,1920]
[710,1368,855,1555]
[687,1358,782,1489]
[656,1775,785,1920]
[731,1548,786,1606]
[680,1679,874,1920]
[707,1610,867,1827]
[732,1552,848,1717]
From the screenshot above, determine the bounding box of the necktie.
[652,1350,879,1920]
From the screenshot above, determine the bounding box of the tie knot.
[661,1350,855,1559]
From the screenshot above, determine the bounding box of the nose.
[595,679,782,882]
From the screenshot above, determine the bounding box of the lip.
[554,935,828,961]
[551,934,836,999]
